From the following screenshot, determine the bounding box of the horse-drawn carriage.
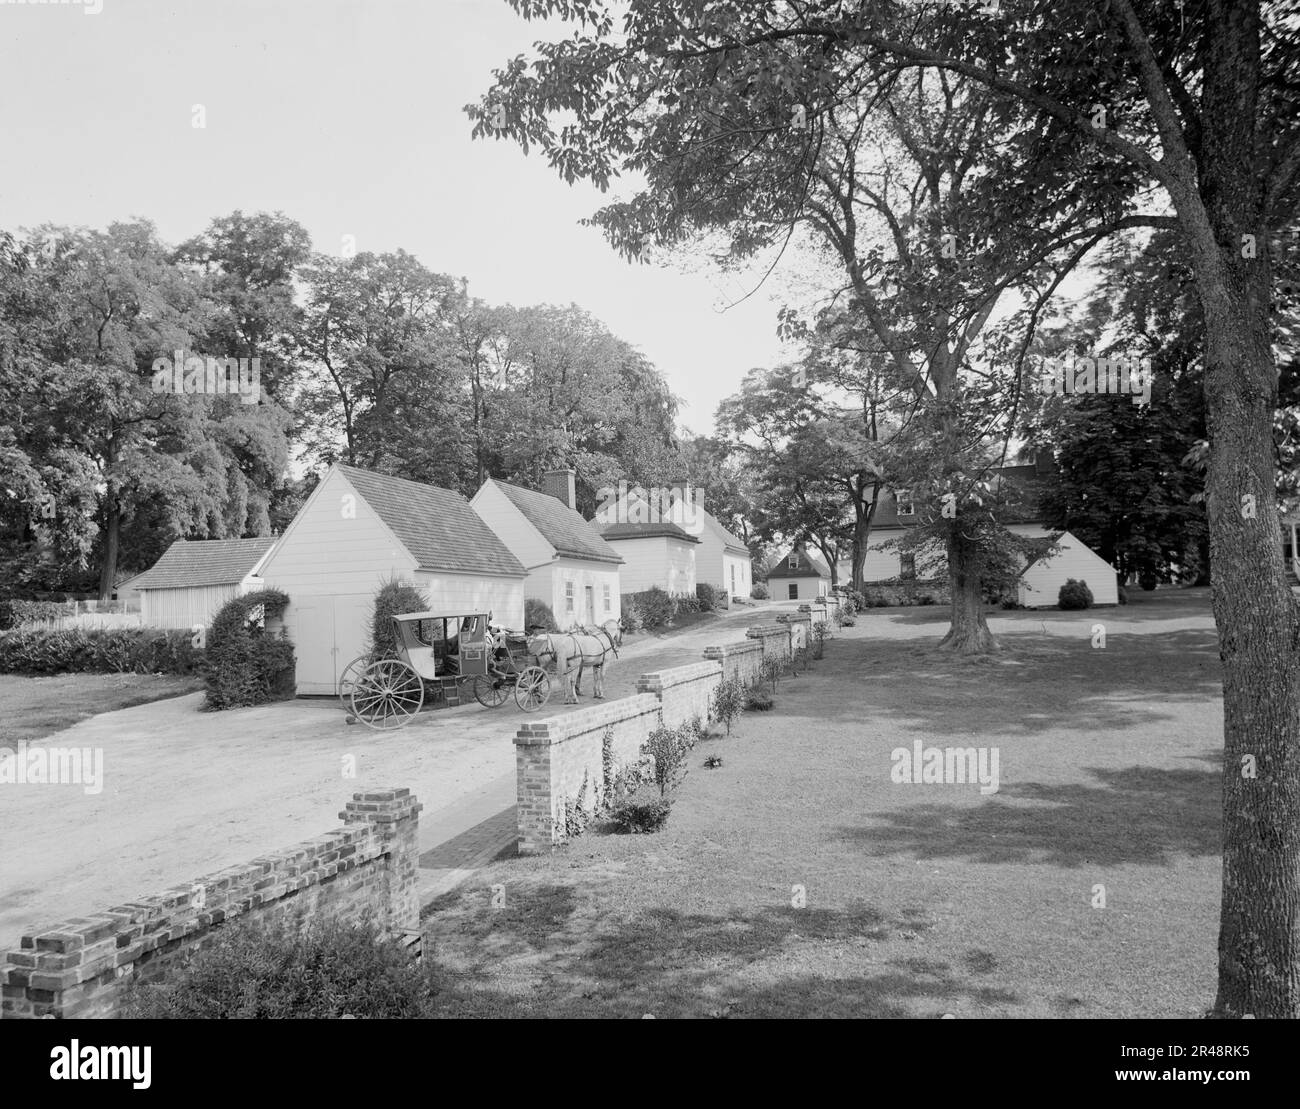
[341,610,623,731]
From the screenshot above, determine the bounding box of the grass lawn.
[0,672,204,745]
[423,591,1223,1018]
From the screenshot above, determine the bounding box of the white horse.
[527,624,618,704]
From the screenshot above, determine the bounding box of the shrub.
[644,725,690,797]
[371,578,431,657]
[710,675,747,735]
[1058,579,1095,610]
[607,798,673,834]
[1000,598,1023,610]
[845,588,866,611]
[704,755,723,769]
[124,916,437,1018]
[0,599,71,630]
[1117,584,1128,605]
[695,583,722,612]
[619,600,643,634]
[675,592,701,615]
[628,587,676,629]
[1138,572,1159,592]
[750,581,769,600]
[203,589,294,710]
[759,655,783,694]
[746,686,773,711]
[524,596,559,633]
[841,615,857,627]
[680,715,706,749]
[812,620,828,659]
[0,627,202,675]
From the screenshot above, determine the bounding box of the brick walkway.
[416,772,517,910]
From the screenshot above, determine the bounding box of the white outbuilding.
[1009,525,1119,607]
[133,537,277,630]
[258,463,527,696]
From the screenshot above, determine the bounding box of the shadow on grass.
[838,758,1221,867]
[423,885,1020,1017]
[802,628,1222,738]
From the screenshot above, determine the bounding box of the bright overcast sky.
[0,0,797,434]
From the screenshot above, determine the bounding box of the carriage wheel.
[514,666,551,712]
[337,654,372,709]
[472,675,508,708]
[350,659,425,730]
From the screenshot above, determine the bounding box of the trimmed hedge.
[0,599,71,630]
[0,627,202,675]
[1058,578,1095,610]
[695,583,722,612]
[202,589,294,710]
[525,596,559,633]
[750,582,769,600]
[370,578,431,659]
[624,587,676,630]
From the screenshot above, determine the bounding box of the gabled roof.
[702,510,749,556]
[133,537,277,591]
[770,545,832,578]
[598,521,702,544]
[337,465,526,578]
[488,479,623,565]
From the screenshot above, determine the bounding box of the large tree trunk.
[938,522,997,653]
[98,491,120,601]
[1204,289,1300,1018]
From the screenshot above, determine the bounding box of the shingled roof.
[598,521,702,544]
[338,465,526,577]
[702,510,749,555]
[132,537,277,590]
[489,480,623,565]
[771,545,832,578]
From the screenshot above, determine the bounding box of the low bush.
[607,798,673,834]
[0,627,202,675]
[695,582,722,612]
[1058,578,1095,610]
[124,916,437,1018]
[524,596,559,633]
[644,725,690,797]
[710,675,747,735]
[675,592,701,615]
[812,620,828,659]
[841,615,857,627]
[750,581,769,600]
[627,587,676,629]
[371,578,431,657]
[704,755,723,769]
[0,599,71,630]
[1138,572,1159,592]
[746,686,774,711]
[619,600,643,634]
[843,588,866,611]
[203,589,294,710]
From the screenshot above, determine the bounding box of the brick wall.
[746,623,792,666]
[515,660,735,854]
[514,694,662,854]
[0,788,422,1020]
[799,601,832,635]
[636,661,721,729]
[703,638,764,686]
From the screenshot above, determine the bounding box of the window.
[603,584,611,612]
[565,581,574,613]
[788,554,799,569]
[730,566,736,593]
[788,583,798,600]
[895,490,914,517]
[901,554,916,581]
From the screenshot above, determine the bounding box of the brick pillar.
[341,787,422,936]
[515,720,562,854]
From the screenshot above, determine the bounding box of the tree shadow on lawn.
[838,758,1222,867]
[425,886,1020,1018]
[815,628,1222,738]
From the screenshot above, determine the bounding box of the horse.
[526,628,616,704]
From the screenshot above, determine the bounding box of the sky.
[0,0,796,434]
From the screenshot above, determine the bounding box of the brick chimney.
[542,468,576,510]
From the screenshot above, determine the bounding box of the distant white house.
[471,469,624,629]
[767,543,832,601]
[1008,525,1119,607]
[697,510,752,600]
[593,483,701,596]
[258,464,527,696]
[132,537,277,630]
